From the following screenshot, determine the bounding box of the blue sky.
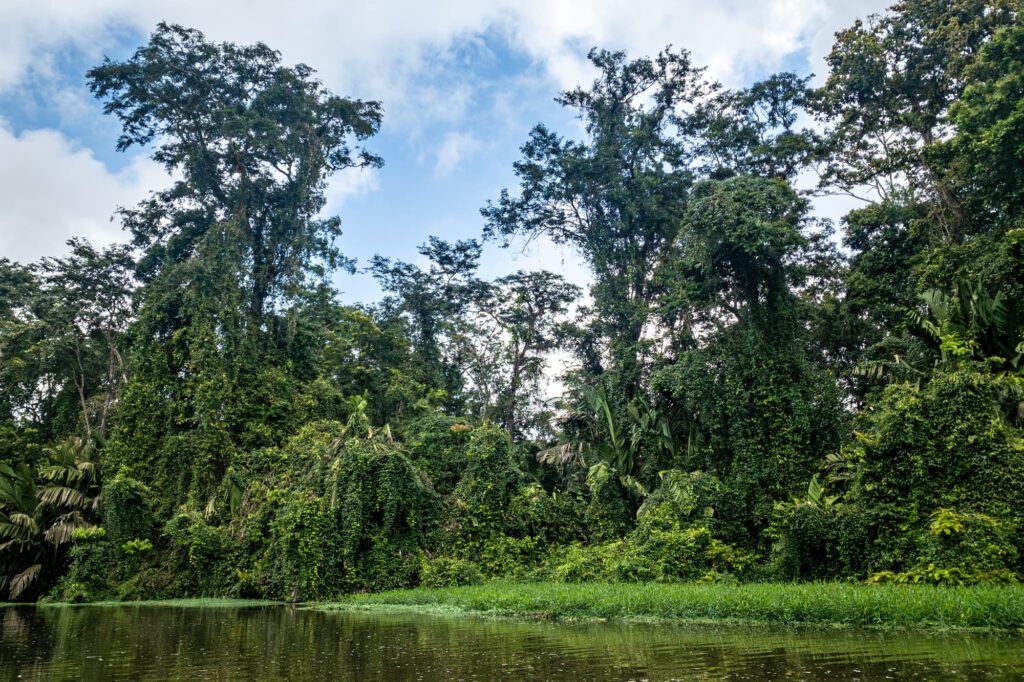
[0,1,888,303]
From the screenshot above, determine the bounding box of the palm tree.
[0,461,44,599]
[538,383,679,493]
[0,436,102,599]
[856,278,1024,422]
[36,436,101,544]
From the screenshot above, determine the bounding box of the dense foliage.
[2,2,1022,601]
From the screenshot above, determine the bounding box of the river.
[1,604,1022,680]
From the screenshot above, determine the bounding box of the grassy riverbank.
[7,583,1023,631]
[315,582,1024,631]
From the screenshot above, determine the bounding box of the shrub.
[102,475,156,544]
[868,509,1023,585]
[477,535,544,578]
[421,557,484,588]
[854,372,1024,573]
[164,512,235,595]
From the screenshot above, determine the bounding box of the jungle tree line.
[1,0,1022,600]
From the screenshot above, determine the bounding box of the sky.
[0,0,891,304]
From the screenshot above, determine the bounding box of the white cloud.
[323,166,381,214]
[0,1,892,102]
[0,120,380,264]
[433,131,482,177]
[0,0,894,264]
[0,120,164,263]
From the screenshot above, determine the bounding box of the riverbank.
[6,582,1023,631]
[314,582,1024,631]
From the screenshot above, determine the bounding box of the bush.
[49,542,114,602]
[326,439,438,592]
[477,535,543,578]
[164,512,235,595]
[544,542,624,583]
[868,509,1023,585]
[102,475,156,544]
[535,505,753,584]
[854,371,1024,573]
[505,483,585,546]
[421,557,484,588]
[920,508,1019,576]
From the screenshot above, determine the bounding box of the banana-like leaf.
[0,519,33,542]
[37,485,88,510]
[7,512,39,532]
[38,464,84,485]
[44,512,87,545]
[537,442,585,466]
[586,462,611,489]
[619,474,649,499]
[9,563,41,599]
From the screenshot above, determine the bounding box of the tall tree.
[369,238,483,413]
[654,176,843,545]
[476,270,579,439]
[89,23,383,505]
[814,0,1016,240]
[483,48,706,397]
[679,72,819,181]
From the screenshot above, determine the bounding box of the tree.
[476,270,579,439]
[654,176,844,546]
[679,72,819,181]
[814,0,1016,239]
[483,48,706,397]
[942,21,1024,325]
[0,244,133,447]
[37,239,134,437]
[91,23,383,506]
[0,259,43,452]
[0,436,102,599]
[813,0,1022,396]
[89,22,382,317]
[949,22,1024,218]
[369,238,484,413]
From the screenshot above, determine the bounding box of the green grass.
[9,583,1024,631]
[315,581,1024,631]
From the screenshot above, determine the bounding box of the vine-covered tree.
[483,48,705,397]
[89,23,383,506]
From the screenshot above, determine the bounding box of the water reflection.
[0,604,1021,680]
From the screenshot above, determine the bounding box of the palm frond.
[7,512,39,532]
[37,485,89,510]
[0,518,35,543]
[9,563,41,600]
[44,512,87,545]
[537,442,586,466]
[37,464,85,486]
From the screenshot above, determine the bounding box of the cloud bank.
[0,0,891,267]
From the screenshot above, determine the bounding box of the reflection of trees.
[0,607,1019,680]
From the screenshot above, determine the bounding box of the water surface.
[1,604,1022,680]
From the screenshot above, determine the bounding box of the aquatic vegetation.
[323,581,1024,630]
